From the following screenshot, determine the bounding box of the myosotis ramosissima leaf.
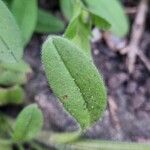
[35,9,65,33]
[82,0,129,37]
[12,104,43,142]
[64,1,91,56]
[42,36,107,129]
[91,14,111,30]
[0,61,31,86]
[60,0,74,20]
[11,0,38,46]
[0,85,24,106]
[0,0,23,63]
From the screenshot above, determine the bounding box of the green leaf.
[0,61,31,86]
[0,85,24,106]
[60,0,74,20]
[82,0,129,37]
[65,15,91,56]
[64,1,91,56]
[11,0,38,46]
[0,0,23,63]
[42,36,107,129]
[2,0,12,7]
[35,9,65,33]
[91,14,111,30]
[12,104,43,142]
[0,114,12,137]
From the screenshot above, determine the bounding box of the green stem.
[70,140,150,150]
[35,131,150,150]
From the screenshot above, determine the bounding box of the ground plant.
[0,0,150,149]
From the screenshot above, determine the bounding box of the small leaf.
[0,85,24,106]
[42,36,107,129]
[35,9,65,33]
[11,0,38,45]
[0,61,31,86]
[82,0,129,37]
[65,15,91,56]
[60,0,74,20]
[64,1,91,56]
[91,14,111,30]
[0,0,23,63]
[12,104,43,142]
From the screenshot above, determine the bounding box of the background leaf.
[60,0,74,20]
[0,0,23,63]
[64,1,91,56]
[0,139,12,150]
[35,9,65,33]
[0,85,24,106]
[11,0,38,46]
[82,0,129,37]
[0,61,31,86]
[2,0,12,7]
[42,36,107,129]
[12,104,43,142]
[91,14,111,30]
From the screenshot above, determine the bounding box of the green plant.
[0,104,43,149]
[42,36,107,129]
[2,0,65,46]
[1,0,150,150]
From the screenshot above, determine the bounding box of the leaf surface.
[11,0,38,45]
[42,36,107,129]
[13,104,43,142]
[64,1,91,56]
[35,9,64,33]
[0,0,23,63]
[82,0,129,37]
[0,85,24,106]
[60,0,74,20]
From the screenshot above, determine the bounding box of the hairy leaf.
[35,9,65,33]
[0,0,23,63]
[11,0,38,45]
[82,0,129,37]
[12,104,43,142]
[42,36,107,129]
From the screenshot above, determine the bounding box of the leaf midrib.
[52,39,91,123]
[0,35,17,62]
